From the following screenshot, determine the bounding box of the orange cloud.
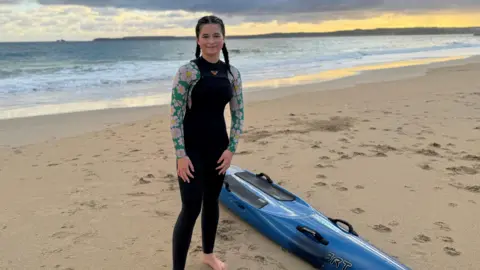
[224,11,480,36]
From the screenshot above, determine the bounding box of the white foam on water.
[0,92,171,120]
[1,35,480,119]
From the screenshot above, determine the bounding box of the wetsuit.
[169,56,244,270]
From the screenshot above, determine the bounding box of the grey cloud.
[0,0,21,3]
[34,0,480,14]
[32,0,380,14]
[377,0,480,11]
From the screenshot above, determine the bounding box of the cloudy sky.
[1,0,479,42]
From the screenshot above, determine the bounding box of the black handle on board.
[329,218,359,236]
[297,225,329,245]
[255,172,273,184]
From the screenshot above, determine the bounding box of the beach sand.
[1,56,479,270]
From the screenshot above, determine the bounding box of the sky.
[0,0,479,42]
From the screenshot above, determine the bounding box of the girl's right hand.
[177,156,195,183]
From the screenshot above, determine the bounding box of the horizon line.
[1,26,480,43]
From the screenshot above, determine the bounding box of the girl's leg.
[172,155,204,270]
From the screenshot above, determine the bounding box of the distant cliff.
[93,27,480,41]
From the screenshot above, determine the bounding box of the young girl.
[169,15,244,270]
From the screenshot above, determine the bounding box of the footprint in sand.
[434,222,451,232]
[248,244,259,251]
[416,149,440,157]
[449,182,480,193]
[352,152,366,157]
[314,181,327,187]
[51,231,76,239]
[446,166,478,175]
[154,210,173,217]
[351,208,365,214]
[464,186,480,193]
[126,192,156,197]
[332,182,348,191]
[372,224,392,233]
[429,142,441,148]
[418,163,433,170]
[462,154,480,161]
[414,234,431,243]
[162,173,177,191]
[311,143,321,149]
[137,177,152,184]
[444,247,461,256]
[134,174,155,185]
[374,152,388,157]
[315,163,335,169]
[438,236,454,243]
[388,221,399,227]
[338,154,351,160]
[77,200,108,210]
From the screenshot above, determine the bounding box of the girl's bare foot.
[202,253,226,270]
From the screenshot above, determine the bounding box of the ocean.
[1,34,480,119]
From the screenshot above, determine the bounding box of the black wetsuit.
[172,56,233,270]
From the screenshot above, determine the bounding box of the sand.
[1,56,479,270]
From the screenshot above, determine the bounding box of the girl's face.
[197,23,224,58]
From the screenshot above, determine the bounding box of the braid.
[222,43,233,77]
[195,44,201,58]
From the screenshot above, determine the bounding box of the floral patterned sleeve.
[228,66,245,153]
[170,63,199,159]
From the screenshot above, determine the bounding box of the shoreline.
[1,54,478,148]
[0,54,475,122]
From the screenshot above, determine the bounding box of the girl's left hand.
[216,150,233,175]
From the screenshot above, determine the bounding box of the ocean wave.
[1,35,480,97]
[0,60,183,94]
[352,41,478,57]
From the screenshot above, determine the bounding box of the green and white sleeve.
[228,66,245,153]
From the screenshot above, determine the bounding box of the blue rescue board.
[219,165,411,270]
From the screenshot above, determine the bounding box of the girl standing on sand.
[169,15,245,270]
